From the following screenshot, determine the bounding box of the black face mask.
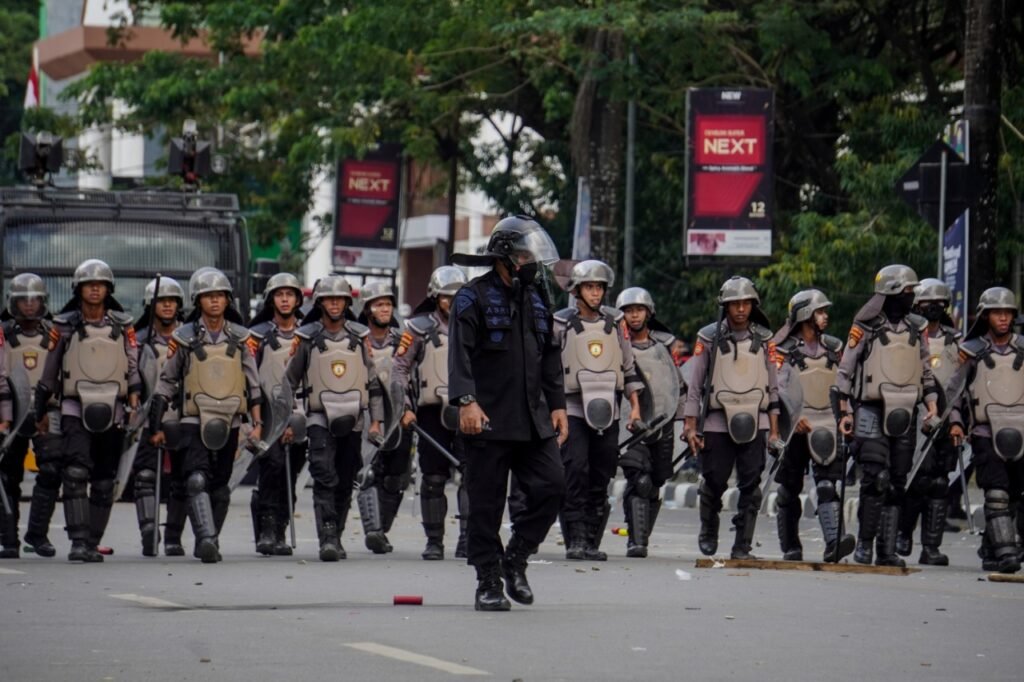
[516,262,539,286]
[884,292,915,320]
[921,302,946,322]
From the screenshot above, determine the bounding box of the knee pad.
[748,488,763,512]
[211,486,231,505]
[635,473,654,499]
[872,469,891,496]
[35,465,62,490]
[422,474,447,498]
[858,438,889,466]
[619,445,650,473]
[64,465,89,484]
[776,484,796,507]
[382,475,406,495]
[186,472,208,496]
[815,479,837,505]
[91,478,115,505]
[927,476,949,499]
[985,489,1011,515]
[134,469,157,491]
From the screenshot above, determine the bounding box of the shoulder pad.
[172,324,199,347]
[248,320,273,338]
[296,321,323,340]
[1011,334,1024,354]
[406,315,437,337]
[601,305,625,322]
[344,320,370,338]
[959,337,987,358]
[942,325,963,341]
[856,317,881,332]
[553,307,576,324]
[53,311,80,327]
[776,336,798,355]
[649,329,677,347]
[0,320,15,336]
[697,321,721,343]
[820,334,843,352]
[108,310,134,327]
[905,313,928,330]
[749,323,773,341]
[224,322,251,341]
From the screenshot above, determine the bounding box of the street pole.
[938,150,947,277]
[623,51,636,288]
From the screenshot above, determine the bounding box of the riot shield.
[777,373,804,445]
[377,378,407,452]
[112,437,140,501]
[0,364,32,458]
[634,342,680,426]
[125,345,160,437]
[261,375,296,449]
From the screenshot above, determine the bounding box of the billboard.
[333,143,403,270]
[684,88,774,257]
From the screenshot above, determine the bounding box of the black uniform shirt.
[448,269,565,441]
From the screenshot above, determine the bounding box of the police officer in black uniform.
[449,216,568,611]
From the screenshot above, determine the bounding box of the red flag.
[24,48,39,109]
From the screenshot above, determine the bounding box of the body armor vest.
[708,328,770,444]
[150,335,181,424]
[257,334,293,389]
[305,324,369,437]
[62,318,130,432]
[558,308,625,433]
[792,345,839,465]
[416,325,448,408]
[857,319,923,437]
[925,329,960,388]
[967,337,1024,461]
[632,331,679,428]
[181,326,249,450]
[6,325,49,389]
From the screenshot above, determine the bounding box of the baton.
[284,446,297,548]
[618,414,671,453]
[956,444,977,535]
[411,423,460,469]
[152,445,163,555]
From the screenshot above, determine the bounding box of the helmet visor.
[507,225,560,267]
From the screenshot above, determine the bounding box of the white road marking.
[344,642,490,676]
[0,567,25,575]
[109,593,185,609]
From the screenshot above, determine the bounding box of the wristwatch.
[458,394,477,406]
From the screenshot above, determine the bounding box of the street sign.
[897,140,979,232]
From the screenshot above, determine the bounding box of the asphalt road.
[1,485,1020,682]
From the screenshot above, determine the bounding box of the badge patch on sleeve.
[246,337,260,356]
[166,338,178,358]
[847,326,863,349]
[289,336,301,357]
[48,327,60,351]
[693,340,704,356]
[125,327,137,348]
[396,331,413,357]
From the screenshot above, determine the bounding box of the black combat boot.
[918,499,950,566]
[698,501,720,556]
[23,485,58,557]
[896,496,922,557]
[626,496,650,558]
[273,517,293,556]
[358,486,392,555]
[65,471,102,563]
[875,506,906,568]
[257,513,277,556]
[987,514,1021,574]
[0,490,19,558]
[318,521,341,562]
[565,522,587,560]
[502,535,535,605]
[730,507,758,560]
[583,502,610,561]
[163,496,187,557]
[474,563,511,612]
[818,501,855,563]
[854,494,883,565]
[777,502,803,561]
[188,490,221,564]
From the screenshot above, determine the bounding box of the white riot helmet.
[788,289,831,325]
[427,267,467,298]
[874,264,919,295]
[913,278,951,305]
[615,287,656,316]
[72,259,115,293]
[7,273,48,319]
[568,260,615,291]
[144,276,185,307]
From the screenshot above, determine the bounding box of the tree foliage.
[6,0,1023,338]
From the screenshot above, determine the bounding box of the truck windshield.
[3,218,240,320]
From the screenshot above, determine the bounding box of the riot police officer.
[836,265,939,567]
[131,277,188,557]
[1,274,58,558]
[149,268,262,563]
[283,276,383,561]
[356,279,412,555]
[0,322,14,556]
[249,272,306,556]
[449,215,568,611]
[684,276,780,560]
[34,260,141,562]
[615,287,683,558]
[897,278,962,565]
[554,260,643,561]
[949,287,1023,574]
[772,289,854,562]
[392,266,468,560]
